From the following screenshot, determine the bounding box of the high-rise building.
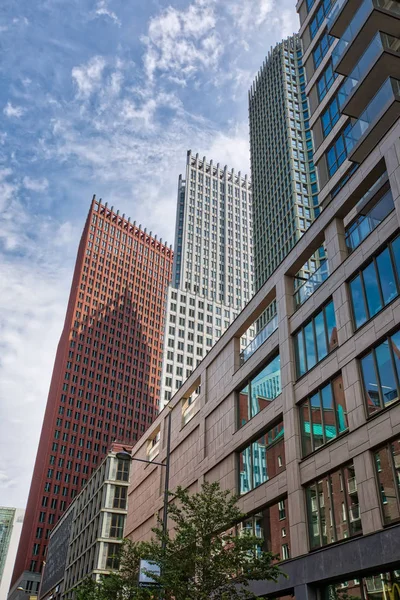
[0,508,24,600]
[11,198,173,592]
[39,442,132,600]
[249,35,321,292]
[125,0,400,598]
[161,151,254,404]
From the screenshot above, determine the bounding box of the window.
[323,569,400,600]
[306,462,361,549]
[294,300,337,378]
[317,60,337,101]
[350,235,400,329]
[231,498,290,560]
[113,486,127,509]
[313,31,333,68]
[326,121,352,177]
[360,331,400,415]
[300,375,348,456]
[239,422,285,495]
[310,0,334,39]
[116,459,129,482]
[109,513,125,538]
[106,542,120,569]
[374,439,400,524]
[238,355,281,427]
[321,93,341,137]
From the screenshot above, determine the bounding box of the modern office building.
[0,508,24,600]
[125,2,400,600]
[249,34,321,296]
[161,151,254,404]
[11,198,173,591]
[39,442,131,600]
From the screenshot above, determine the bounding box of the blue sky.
[0,0,298,507]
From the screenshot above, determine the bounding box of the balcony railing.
[345,187,394,252]
[339,32,400,110]
[345,77,400,157]
[240,313,278,365]
[332,0,400,67]
[294,261,330,309]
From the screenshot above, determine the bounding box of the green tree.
[75,481,284,599]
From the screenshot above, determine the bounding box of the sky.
[0,0,298,508]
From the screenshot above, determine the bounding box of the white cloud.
[142,0,222,82]
[3,102,25,118]
[0,168,18,213]
[95,0,121,26]
[72,55,106,99]
[226,0,274,30]
[23,176,49,192]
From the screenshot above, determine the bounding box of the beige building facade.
[126,1,400,599]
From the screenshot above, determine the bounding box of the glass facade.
[235,498,290,561]
[350,234,400,329]
[323,569,400,600]
[360,331,400,415]
[317,60,338,101]
[313,31,334,68]
[300,374,348,457]
[306,462,362,549]
[239,422,285,495]
[294,300,337,378]
[238,355,281,427]
[374,438,400,524]
[345,187,394,253]
[310,0,335,39]
[327,121,352,176]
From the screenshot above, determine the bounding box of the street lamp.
[116,406,172,551]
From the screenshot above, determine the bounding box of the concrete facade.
[0,508,24,600]
[126,0,400,597]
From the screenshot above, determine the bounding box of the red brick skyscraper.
[12,197,173,588]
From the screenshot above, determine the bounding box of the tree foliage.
[75,481,284,600]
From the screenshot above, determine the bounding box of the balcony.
[339,32,400,117]
[294,260,330,308]
[331,0,400,76]
[327,0,363,38]
[147,438,160,462]
[240,313,278,365]
[345,77,400,164]
[182,396,198,426]
[348,476,358,495]
[345,186,394,252]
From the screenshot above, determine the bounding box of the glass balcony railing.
[240,313,278,365]
[332,0,373,67]
[338,33,400,107]
[294,260,330,308]
[345,187,394,252]
[327,0,347,31]
[344,77,400,154]
[332,0,400,67]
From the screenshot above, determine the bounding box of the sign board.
[139,559,161,586]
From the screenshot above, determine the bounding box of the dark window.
[238,355,281,427]
[109,513,125,538]
[350,234,400,329]
[239,422,285,495]
[113,486,127,509]
[106,542,121,569]
[360,331,400,415]
[310,0,334,39]
[294,300,337,378]
[321,93,341,137]
[300,375,348,456]
[116,459,129,482]
[306,462,362,549]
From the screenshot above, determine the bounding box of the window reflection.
[300,375,347,457]
[361,331,400,415]
[294,300,338,378]
[239,422,285,495]
[238,355,281,428]
[306,461,361,549]
[374,439,400,524]
[350,234,400,330]
[323,570,400,600]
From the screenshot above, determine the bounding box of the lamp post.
[116,406,172,552]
